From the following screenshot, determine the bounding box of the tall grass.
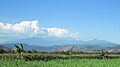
[0,54,120,67]
[0,58,120,67]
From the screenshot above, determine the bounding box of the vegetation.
[0,43,120,67]
[0,58,120,67]
[12,43,24,54]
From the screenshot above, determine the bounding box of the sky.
[0,0,120,43]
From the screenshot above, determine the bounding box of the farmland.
[0,56,120,67]
[0,53,120,67]
[1,44,120,67]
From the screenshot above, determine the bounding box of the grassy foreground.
[0,59,120,67]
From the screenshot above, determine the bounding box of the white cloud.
[1,20,39,33]
[43,28,69,37]
[0,20,80,42]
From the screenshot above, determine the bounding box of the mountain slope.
[56,45,96,52]
[0,43,62,51]
[0,45,11,51]
[1,43,120,53]
[6,37,119,48]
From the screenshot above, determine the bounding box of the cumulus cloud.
[0,20,39,33]
[42,28,69,37]
[0,20,80,42]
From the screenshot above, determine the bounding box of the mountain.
[0,45,11,51]
[1,42,120,53]
[77,39,119,48]
[104,45,120,53]
[6,37,120,48]
[0,43,98,52]
[55,45,96,52]
[3,37,120,52]
[0,43,62,51]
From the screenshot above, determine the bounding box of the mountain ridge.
[5,37,119,47]
[1,37,120,52]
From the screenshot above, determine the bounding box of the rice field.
[1,58,120,67]
[0,54,120,67]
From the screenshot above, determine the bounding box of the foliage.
[13,43,24,54]
[99,50,108,59]
[0,53,120,62]
[0,58,120,67]
[0,53,120,67]
[0,49,7,54]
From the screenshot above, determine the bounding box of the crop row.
[1,54,120,61]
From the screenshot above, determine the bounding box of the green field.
[1,58,120,67]
[0,54,120,67]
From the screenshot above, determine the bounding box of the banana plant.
[100,50,108,59]
[20,43,24,51]
[13,43,24,54]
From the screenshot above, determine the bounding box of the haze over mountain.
[0,36,120,52]
[6,37,119,48]
[1,39,120,53]
[0,20,120,45]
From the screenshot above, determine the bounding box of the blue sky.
[0,0,120,43]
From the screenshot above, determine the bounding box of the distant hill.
[0,45,11,51]
[104,45,120,53]
[55,45,96,52]
[0,43,62,51]
[1,42,120,53]
[2,37,120,52]
[0,43,97,52]
[6,37,120,48]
